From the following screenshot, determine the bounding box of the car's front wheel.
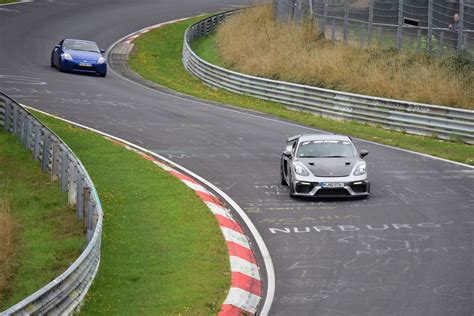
[50,54,55,68]
[280,166,287,186]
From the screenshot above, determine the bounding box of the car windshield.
[63,40,99,53]
[297,140,356,158]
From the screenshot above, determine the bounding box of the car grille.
[316,188,351,196]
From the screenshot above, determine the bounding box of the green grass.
[192,33,225,67]
[128,16,474,166]
[0,130,83,310]
[30,111,230,315]
[0,0,18,4]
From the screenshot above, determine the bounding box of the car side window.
[291,141,298,155]
[285,140,295,153]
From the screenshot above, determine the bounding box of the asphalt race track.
[1,1,474,315]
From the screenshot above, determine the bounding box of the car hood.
[299,157,359,177]
[65,49,101,62]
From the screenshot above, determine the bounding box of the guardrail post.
[3,100,11,131]
[41,131,51,172]
[68,162,77,207]
[12,105,18,135]
[51,141,60,181]
[20,113,28,147]
[82,186,91,233]
[76,173,84,220]
[60,149,68,192]
[87,201,96,243]
[26,117,34,151]
[33,124,42,161]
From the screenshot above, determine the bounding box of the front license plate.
[321,182,344,188]
[79,62,92,67]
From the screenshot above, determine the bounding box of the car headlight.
[62,53,73,61]
[97,56,106,64]
[293,162,310,176]
[353,164,366,176]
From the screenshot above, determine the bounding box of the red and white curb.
[133,150,262,314]
[122,17,192,44]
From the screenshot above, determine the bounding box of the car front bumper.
[291,174,370,197]
[61,59,107,75]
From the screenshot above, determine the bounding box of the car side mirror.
[55,45,61,49]
[283,150,293,158]
[100,49,105,54]
[360,150,369,158]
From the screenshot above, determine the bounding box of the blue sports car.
[51,39,107,77]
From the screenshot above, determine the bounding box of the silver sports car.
[280,134,370,198]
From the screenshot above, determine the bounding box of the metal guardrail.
[0,93,103,315]
[182,12,474,144]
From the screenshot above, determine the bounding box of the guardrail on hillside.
[182,12,474,144]
[0,93,103,315]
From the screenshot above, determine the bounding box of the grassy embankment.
[128,15,473,165]
[29,112,230,315]
[0,130,83,310]
[0,0,18,4]
[216,6,473,109]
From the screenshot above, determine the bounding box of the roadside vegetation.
[0,130,83,310]
[128,15,473,165]
[215,6,473,109]
[0,0,17,4]
[31,112,230,315]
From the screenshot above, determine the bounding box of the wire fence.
[183,12,474,144]
[0,93,103,315]
[273,0,474,57]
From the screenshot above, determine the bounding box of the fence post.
[457,0,464,52]
[368,0,374,47]
[397,0,404,51]
[343,1,349,42]
[12,105,18,135]
[331,19,336,40]
[427,0,433,53]
[60,149,68,192]
[76,172,84,220]
[439,31,445,55]
[309,0,313,17]
[41,131,51,172]
[26,117,34,151]
[321,2,328,34]
[68,161,77,207]
[33,124,41,161]
[20,113,27,147]
[416,29,422,51]
[3,100,10,131]
[87,201,96,243]
[82,186,91,233]
[51,141,60,181]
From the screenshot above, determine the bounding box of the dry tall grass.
[0,197,16,301]
[216,5,474,109]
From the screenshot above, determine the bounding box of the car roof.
[296,134,352,142]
